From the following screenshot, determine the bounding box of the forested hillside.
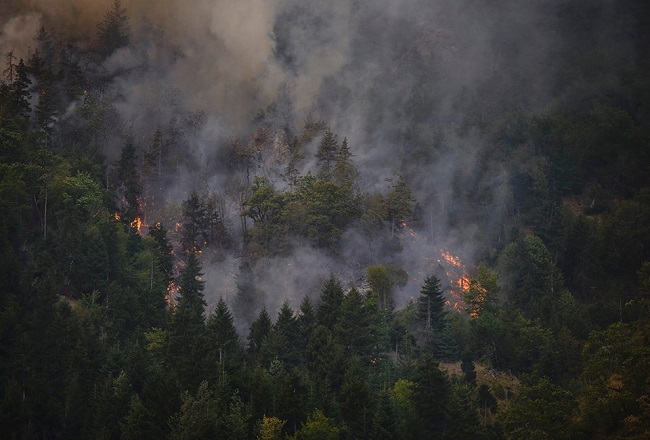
[1,0,649,438]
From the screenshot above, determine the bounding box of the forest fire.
[437,250,469,313]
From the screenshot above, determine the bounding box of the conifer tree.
[168,381,218,440]
[332,137,357,187]
[97,0,129,57]
[385,173,415,238]
[168,251,208,391]
[370,392,399,440]
[339,356,371,438]
[207,297,242,382]
[266,301,299,367]
[315,129,338,177]
[296,295,316,358]
[7,59,31,126]
[418,275,446,331]
[316,275,345,330]
[181,190,207,254]
[117,140,141,228]
[412,355,450,439]
[147,221,174,289]
[3,50,17,82]
[335,287,374,360]
[247,307,272,361]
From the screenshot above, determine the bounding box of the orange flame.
[457,275,470,292]
[130,217,142,233]
[437,250,470,314]
[166,280,178,307]
[441,250,463,268]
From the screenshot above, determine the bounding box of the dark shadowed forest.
[1,0,650,438]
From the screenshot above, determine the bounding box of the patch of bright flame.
[437,249,472,315]
[166,280,178,307]
[130,217,142,233]
[458,275,470,292]
[441,250,463,268]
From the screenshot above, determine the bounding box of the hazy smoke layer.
[2,0,636,324]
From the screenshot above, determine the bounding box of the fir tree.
[315,129,338,177]
[332,137,357,187]
[207,297,242,382]
[316,275,345,330]
[168,251,208,392]
[181,190,207,254]
[97,0,129,57]
[247,307,272,361]
[147,221,174,289]
[418,275,446,331]
[117,140,141,228]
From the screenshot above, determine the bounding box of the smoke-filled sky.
[1,0,638,322]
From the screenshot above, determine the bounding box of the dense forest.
[1,0,650,438]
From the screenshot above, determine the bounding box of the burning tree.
[464,264,500,319]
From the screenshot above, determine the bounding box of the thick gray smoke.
[1,0,635,326]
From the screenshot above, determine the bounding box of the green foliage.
[317,275,345,330]
[385,173,415,237]
[411,355,450,438]
[291,409,340,440]
[248,307,272,361]
[96,0,129,57]
[498,235,564,324]
[290,174,360,250]
[306,325,345,395]
[117,140,141,227]
[2,5,650,438]
[332,137,358,187]
[339,357,371,437]
[222,389,252,440]
[315,129,339,177]
[168,251,208,392]
[366,264,407,312]
[181,190,208,254]
[243,177,288,256]
[264,301,301,367]
[335,288,375,360]
[417,275,446,331]
[502,376,577,440]
[464,263,499,318]
[258,415,286,440]
[579,319,650,437]
[168,381,218,440]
